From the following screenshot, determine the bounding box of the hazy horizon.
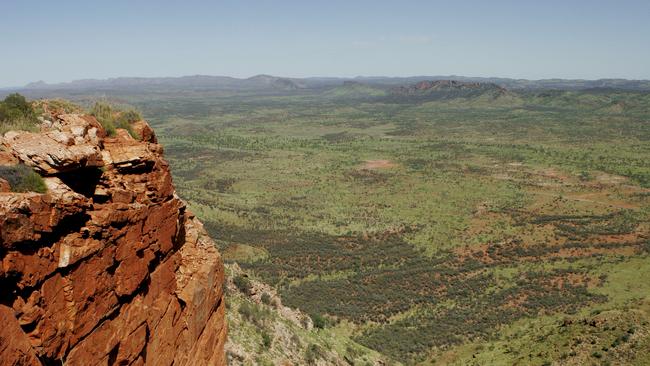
[10,72,650,89]
[2,0,650,87]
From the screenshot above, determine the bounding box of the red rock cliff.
[0,113,226,365]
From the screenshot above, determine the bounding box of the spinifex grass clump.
[90,101,142,139]
[36,99,84,114]
[0,164,47,193]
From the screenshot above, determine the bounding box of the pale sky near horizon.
[1,0,649,87]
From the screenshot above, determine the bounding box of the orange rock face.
[0,114,226,365]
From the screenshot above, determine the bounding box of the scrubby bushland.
[136,85,650,364]
[0,164,47,193]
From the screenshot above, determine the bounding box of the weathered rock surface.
[2,114,104,175]
[0,113,226,365]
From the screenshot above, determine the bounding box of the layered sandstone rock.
[0,112,226,365]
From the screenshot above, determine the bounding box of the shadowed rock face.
[0,112,226,365]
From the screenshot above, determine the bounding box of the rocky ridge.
[392,80,507,96]
[0,109,226,365]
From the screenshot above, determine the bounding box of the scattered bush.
[237,301,272,327]
[578,171,593,181]
[291,333,302,348]
[261,331,273,349]
[261,292,272,305]
[310,313,328,329]
[305,344,326,363]
[233,274,253,295]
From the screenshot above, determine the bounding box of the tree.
[0,93,35,121]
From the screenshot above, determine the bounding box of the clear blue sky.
[1,0,649,87]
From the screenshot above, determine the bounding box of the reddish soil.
[361,159,397,169]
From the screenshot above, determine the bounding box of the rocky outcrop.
[3,114,104,175]
[0,112,226,365]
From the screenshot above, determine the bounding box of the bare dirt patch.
[566,192,639,210]
[595,173,628,185]
[361,159,397,169]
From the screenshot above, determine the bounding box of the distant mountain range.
[22,74,305,91]
[17,75,650,92]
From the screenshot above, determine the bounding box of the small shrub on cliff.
[90,102,116,135]
[0,164,47,193]
[115,109,143,140]
[117,109,142,125]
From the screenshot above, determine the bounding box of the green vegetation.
[237,301,272,327]
[260,292,272,305]
[323,82,389,99]
[261,331,273,349]
[305,344,326,363]
[0,164,47,193]
[43,83,650,365]
[310,313,328,329]
[0,93,143,140]
[34,98,84,114]
[0,93,39,134]
[89,101,142,138]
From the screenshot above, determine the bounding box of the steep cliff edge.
[0,111,226,365]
